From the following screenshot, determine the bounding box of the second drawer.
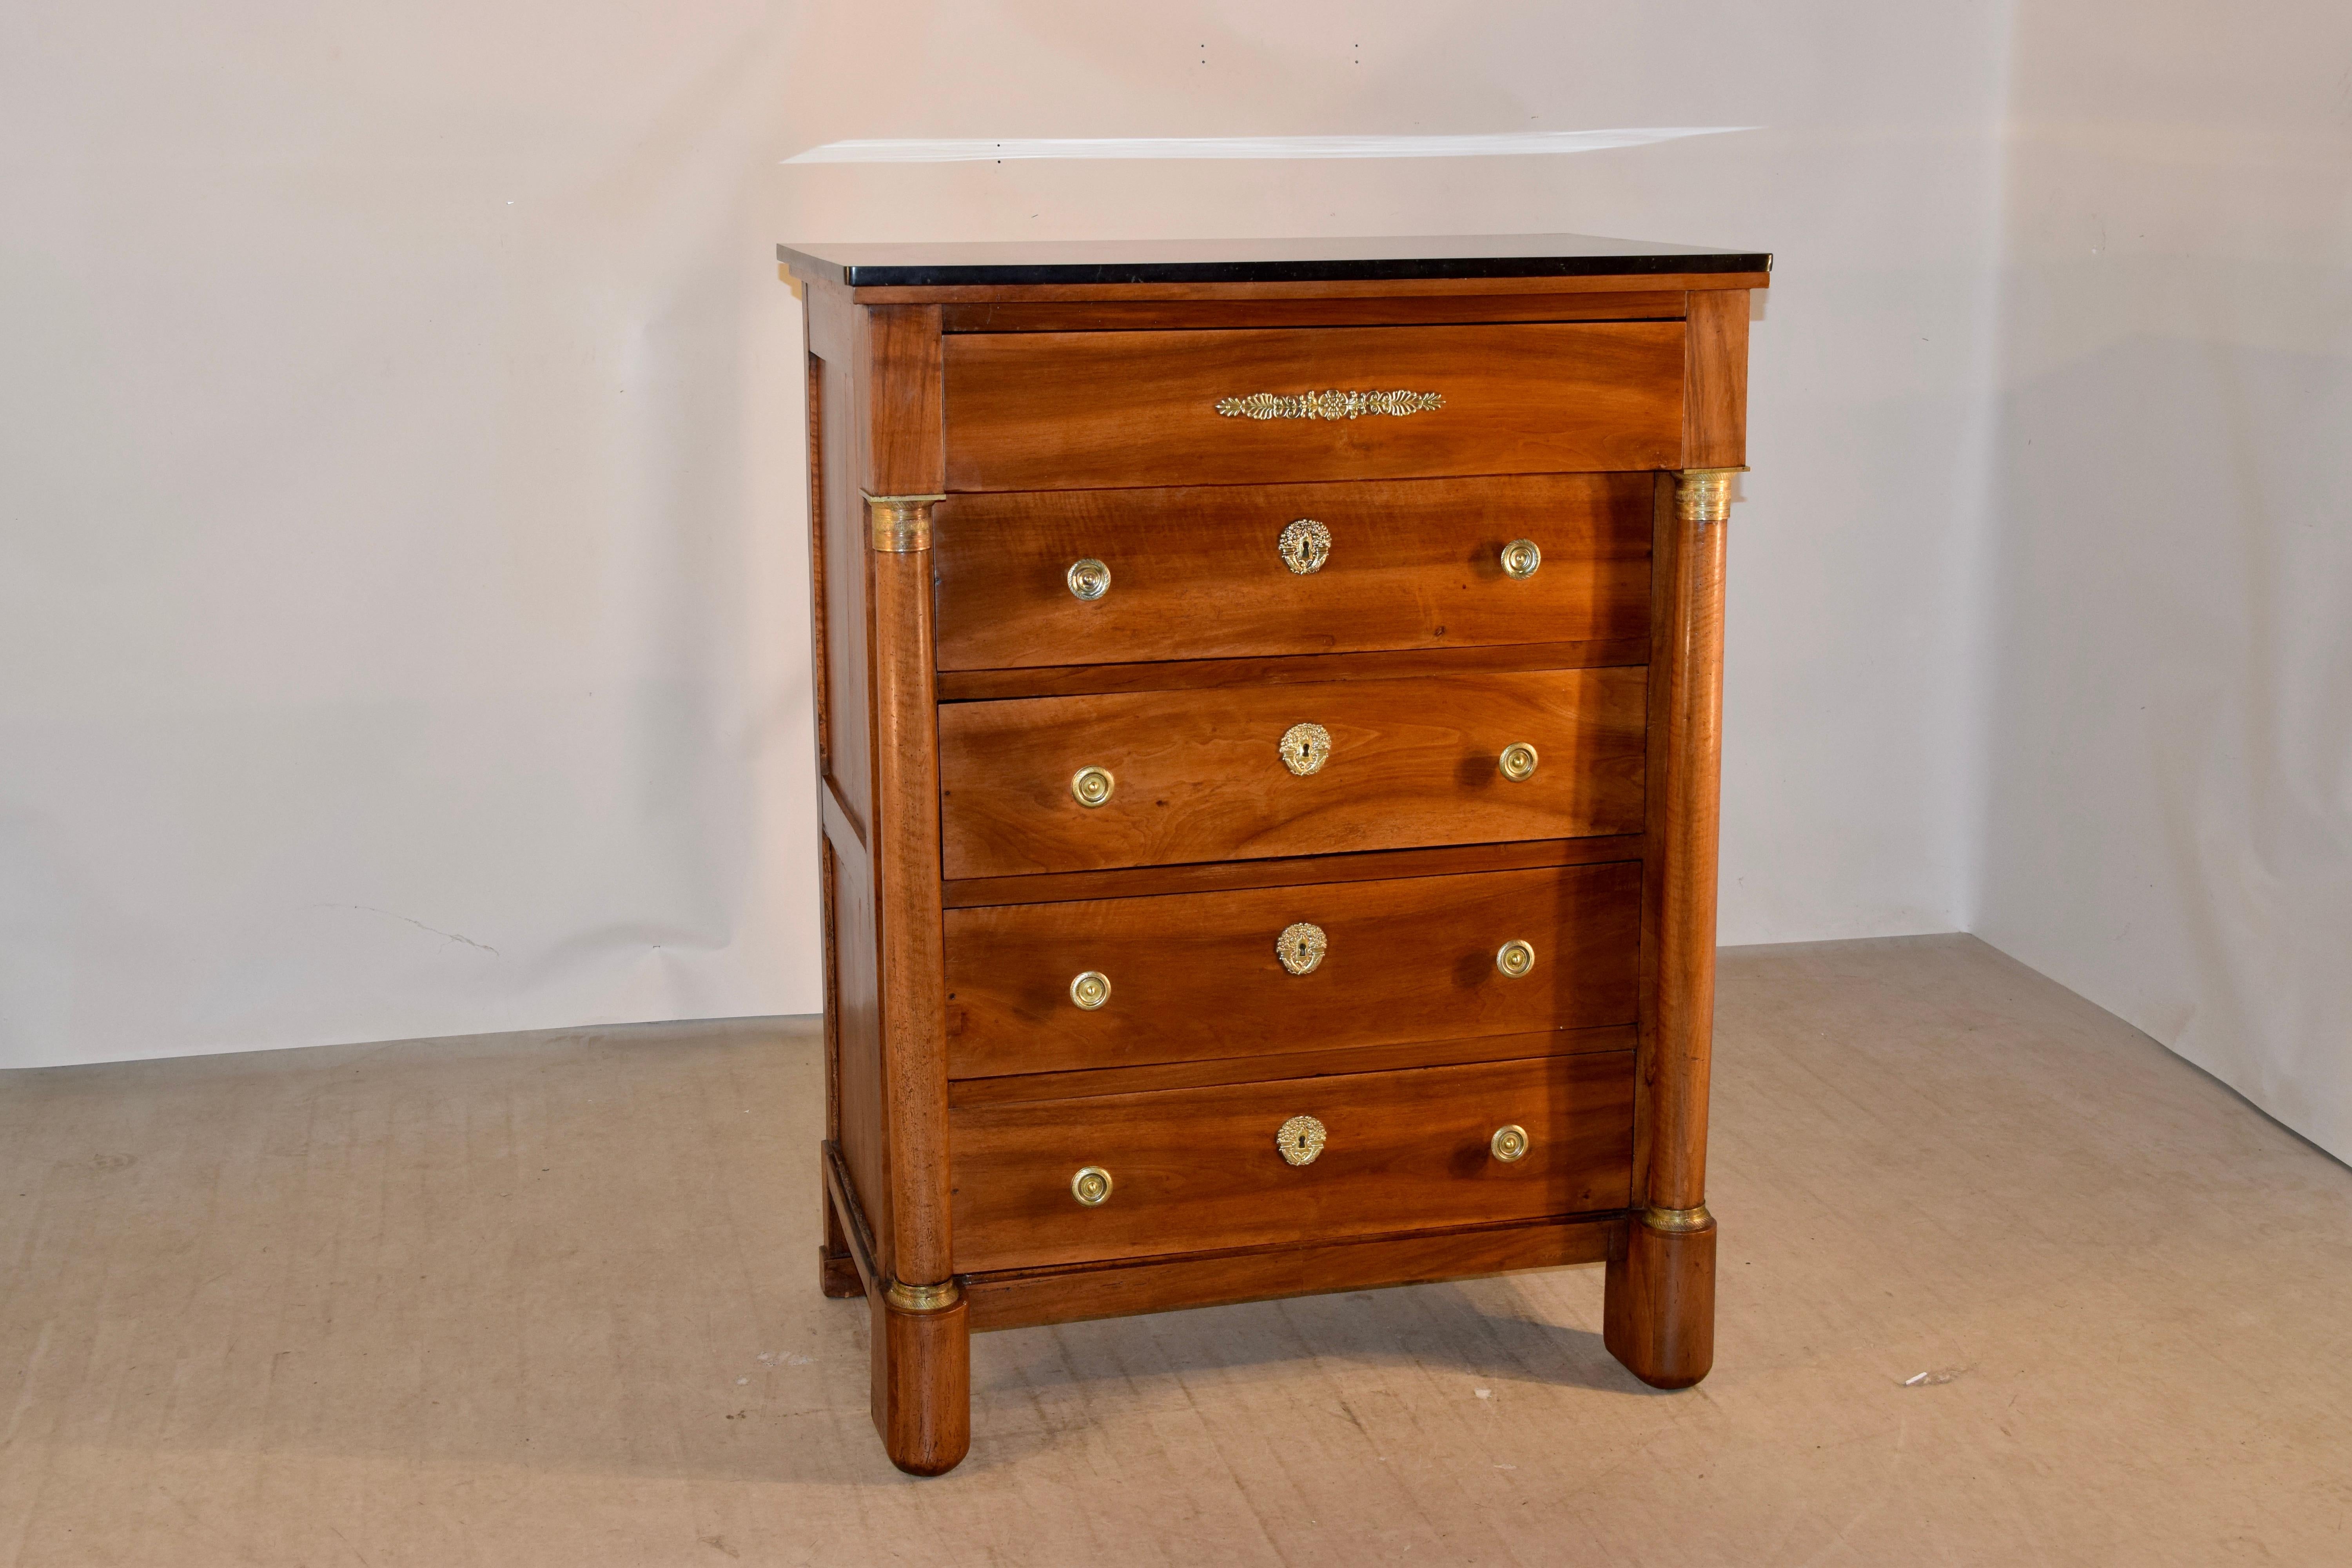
[946,860,1641,1079]
[931,474,1653,672]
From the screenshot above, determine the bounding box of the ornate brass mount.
[1216,389,1444,421]
[883,1279,962,1312]
[1277,518,1331,574]
[1278,722,1331,776]
[1276,921,1327,975]
[1066,557,1111,600]
[864,492,942,552]
[1276,1114,1327,1167]
[1675,467,1746,526]
[1500,538,1542,579]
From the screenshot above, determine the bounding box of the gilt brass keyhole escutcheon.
[1276,921,1327,976]
[1500,539,1542,579]
[1066,558,1111,601]
[1499,742,1539,782]
[1278,722,1331,776]
[1496,939,1536,978]
[1490,1124,1530,1162]
[1069,971,1111,1010]
[1276,1115,1327,1167]
[1071,766,1115,808]
[1071,1166,1112,1205]
[1276,519,1331,575]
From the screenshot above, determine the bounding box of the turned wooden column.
[862,488,969,1475]
[855,303,968,1477]
[1607,287,1748,1389]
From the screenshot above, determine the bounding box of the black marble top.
[775,234,1770,289]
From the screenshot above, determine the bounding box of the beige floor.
[2,935,2347,1566]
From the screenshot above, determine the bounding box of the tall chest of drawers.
[779,236,1767,1475]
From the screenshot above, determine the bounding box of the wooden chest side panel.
[825,820,890,1272]
[814,350,873,840]
[942,323,1685,491]
[937,667,1648,878]
[932,474,1652,671]
[945,861,1641,1079]
[949,1052,1635,1273]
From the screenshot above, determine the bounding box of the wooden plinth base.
[1603,1210,1717,1388]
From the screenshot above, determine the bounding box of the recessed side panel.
[827,821,889,1276]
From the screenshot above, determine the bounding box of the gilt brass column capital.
[1674,468,1746,526]
[883,1278,964,1312]
[865,492,944,552]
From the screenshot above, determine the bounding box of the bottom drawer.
[950,1052,1633,1274]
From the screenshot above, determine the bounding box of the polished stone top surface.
[776,234,1771,288]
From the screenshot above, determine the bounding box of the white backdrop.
[7,0,2011,1069]
[1972,0,2352,1161]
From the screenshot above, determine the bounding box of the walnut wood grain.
[871,1294,969,1475]
[1604,1212,1716,1388]
[805,274,855,364]
[855,305,944,495]
[1682,289,1751,470]
[809,347,846,1298]
[825,808,889,1274]
[941,833,1644,909]
[949,1052,1634,1273]
[940,292,1688,333]
[938,667,1648,879]
[822,1140,881,1298]
[872,528,952,1289]
[964,1213,1621,1332]
[943,323,1684,492]
[947,1024,1638,1108]
[936,640,1647,703]
[944,861,1640,1079]
[1646,491,1727,1211]
[812,351,871,842]
[932,474,1651,672]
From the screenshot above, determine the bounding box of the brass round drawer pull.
[1496,939,1536,978]
[1490,1123,1530,1162]
[1276,921,1328,976]
[1277,518,1331,575]
[1071,766,1115,807]
[1066,557,1112,601]
[1278,722,1331,776]
[1499,741,1539,782]
[1500,539,1542,579]
[1276,1114,1327,1167]
[1069,971,1111,1010]
[1071,1166,1113,1205]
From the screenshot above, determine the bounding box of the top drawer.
[942,323,1686,492]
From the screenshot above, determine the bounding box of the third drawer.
[938,666,1647,879]
[946,860,1641,1079]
